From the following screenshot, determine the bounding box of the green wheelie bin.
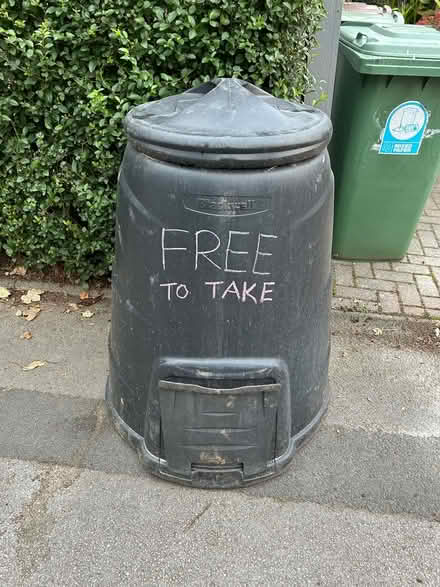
[330,24,440,260]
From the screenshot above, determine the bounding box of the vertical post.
[304,0,342,116]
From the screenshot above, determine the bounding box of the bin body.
[331,24,440,260]
[107,79,334,488]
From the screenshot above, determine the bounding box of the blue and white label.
[379,101,428,155]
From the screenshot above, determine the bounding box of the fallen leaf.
[67,303,79,312]
[372,327,383,336]
[21,331,32,340]
[16,309,23,317]
[0,287,11,299]
[21,288,44,304]
[79,291,89,300]
[11,266,27,277]
[81,310,94,319]
[23,360,46,371]
[24,307,41,322]
[435,327,440,338]
[78,293,103,306]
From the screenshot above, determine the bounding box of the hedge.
[0,0,325,280]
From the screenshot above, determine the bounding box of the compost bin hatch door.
[158,380,280,482]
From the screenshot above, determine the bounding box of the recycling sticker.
[379,101,428,155]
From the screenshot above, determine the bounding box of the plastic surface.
[107,79,334,488]
[342,3,403,25]
[340,24,440,76]
[343,3,392,13]
[330,33,440,260]
[124,78,331,169]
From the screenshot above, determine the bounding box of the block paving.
[332,177,440,318]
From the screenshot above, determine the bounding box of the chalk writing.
[224,231,249,273]
[195,230,221,270]
[252,234,278,275]
[205,281,275,304]
[159,283,191,300]
[161,229,189,270]
[159,228,278,303]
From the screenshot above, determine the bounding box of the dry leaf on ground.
[78,293,103,307]
[21,288,44,304]
[21,331,32,340]
[23,360,46,371]
[16,309,23,317]
[24,307,41,322]
[11,266,27,277]
[81,310,94,319]
[0,287,11,299]
[65,303,79,313]
[372,328,383,336]
[79,291,89,300]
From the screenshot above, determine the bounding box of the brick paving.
[332,177,440,318]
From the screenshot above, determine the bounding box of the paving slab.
[329,322,440,437]
[0,298,109,400]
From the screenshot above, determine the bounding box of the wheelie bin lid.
[343,2,392,13]
[341,12,404,25]
[341,4,404,25]
[340,24,440,76]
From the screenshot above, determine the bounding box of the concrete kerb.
[0,276,112,300]
[1,274,439,324]
[332,307,440,325]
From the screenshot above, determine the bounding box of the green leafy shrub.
[394,0,440,24]
[0,0,325,279]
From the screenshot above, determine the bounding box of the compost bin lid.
[340,24,440,75]
[124,78,332,169]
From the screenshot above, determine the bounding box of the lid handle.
[355,32,369,47]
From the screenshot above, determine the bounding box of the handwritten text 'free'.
[159,228,278,303]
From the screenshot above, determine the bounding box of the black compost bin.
[107,78,334,488]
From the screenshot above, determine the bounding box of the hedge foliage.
[0,0,325,279]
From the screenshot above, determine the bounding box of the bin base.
[105,379,329,489]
